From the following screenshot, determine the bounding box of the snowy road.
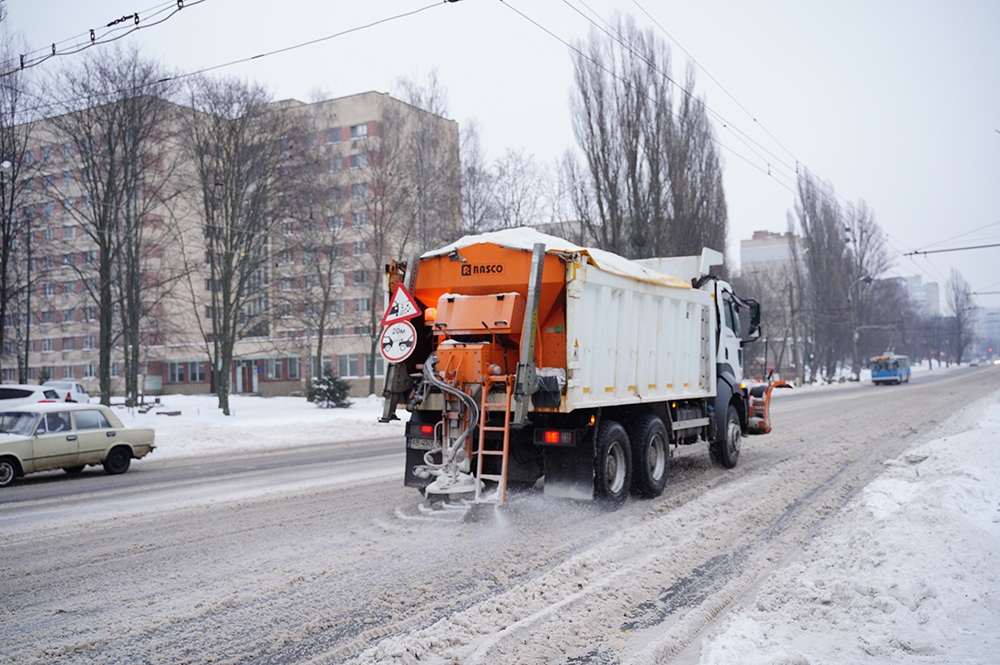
[2,366,997,664]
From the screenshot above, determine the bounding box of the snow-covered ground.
[699,381,1000,664]
[8,363,996,663]
[109,392,406,460]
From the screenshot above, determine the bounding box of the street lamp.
[849,275,873,381]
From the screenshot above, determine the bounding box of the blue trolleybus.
[870,353,911,385]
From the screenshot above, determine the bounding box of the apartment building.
[3,91,460,397]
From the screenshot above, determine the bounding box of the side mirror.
[742,301,761,344]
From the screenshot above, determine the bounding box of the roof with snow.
[423,227,691,289]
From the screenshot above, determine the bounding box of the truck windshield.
[0,412,40,436]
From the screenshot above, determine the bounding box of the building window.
[332,272,345,288]
[325,128,341,144]
[42,174,55,189]
[63,253,75,266]
[189,361,206,383]
[278,248,293,264]
[303,274,317,289]
[42,228,55,242]
[1,368,15,382]
[41,255,54,271]
[352,240,368,255]
[41,311,55,324]
[353,269,369,285]
[265,358,283,380]
[83,364,96,379]
[327,157,342,173]
[168,362,185,383]
[41,146,54,161]
[288,357,300,380]
[328,187,342,203]
[62,141,74,158]
[84,306,97,322]
[62,170,75,184]
[350,124,368,140]
[354,298,370,313]
[61,281,75,295]
[279,277,294,292]
[204,278,218,292]
[26,367,35,381]
[337,354,360,378]
[355,325,372,336]
[62,308,75,322]
[350,153,367,170]
[62,365,75,379]
[351,183,367,199]
[326,215,343,231]
[111,362,119,378]
[83,250,97,264]
[42,202,55,218]
[62,337,76,350]
[279,303,293,318]
[282,222,295,236]
[41,339,54,353]
[83,335,96,350]
[352,211,368,227]
[41,282,55,297]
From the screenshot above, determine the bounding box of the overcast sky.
[7,0,1000,306]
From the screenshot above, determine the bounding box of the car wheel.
[63,465,85,475]
[594,421,631,505]
[709,405,741,469]
[627,415,669,498]
[0,458,17,487]
[103,446,131,475]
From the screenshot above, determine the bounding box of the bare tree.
[664,69,728,259]
[568,15,727,260]
[47,44,175,404]
[459,119,497,234]
[395,70,460,252]
[791,170,851,382]
[0,31,35,382]
[493,149,545,228]
[179,76,300,415]
[946,268,975,363]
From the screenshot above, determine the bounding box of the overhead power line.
[904,243,1000,257]
[9,2,451,118]
[1,0,209,78]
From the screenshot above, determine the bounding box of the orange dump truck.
[380,228,785,505]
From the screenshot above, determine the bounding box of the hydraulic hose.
[420,353,479,475]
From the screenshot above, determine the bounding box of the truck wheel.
[628,415,669,498]
[594,421,632,505]
[709,406,741,469]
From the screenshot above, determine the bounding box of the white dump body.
[561,255,716,412]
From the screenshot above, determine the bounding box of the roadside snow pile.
[111,393,404,460]
[700,389,1000,664]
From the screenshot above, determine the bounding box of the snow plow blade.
[746,380,791,435]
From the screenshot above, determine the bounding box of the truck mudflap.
[745,380,791,434]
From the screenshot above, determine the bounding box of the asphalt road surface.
[2,365,997,664]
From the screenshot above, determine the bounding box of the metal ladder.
[474,375,514,505]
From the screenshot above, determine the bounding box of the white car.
[0,384,61,408]
[43,381,91,403]
[0,403,155,486]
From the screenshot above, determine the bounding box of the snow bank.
[700,389,1000,664]
[112,393,405,460]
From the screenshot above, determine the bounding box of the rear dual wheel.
[594,421,631,505]
[628,415,669,498]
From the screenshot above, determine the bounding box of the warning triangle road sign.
[380,282,422,327]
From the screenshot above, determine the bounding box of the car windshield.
[0,411,40,436]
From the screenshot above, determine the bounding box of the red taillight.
[66,392,72,401]
[543,430,561,444]
[537,429,575,445]
[420,424,434,436]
